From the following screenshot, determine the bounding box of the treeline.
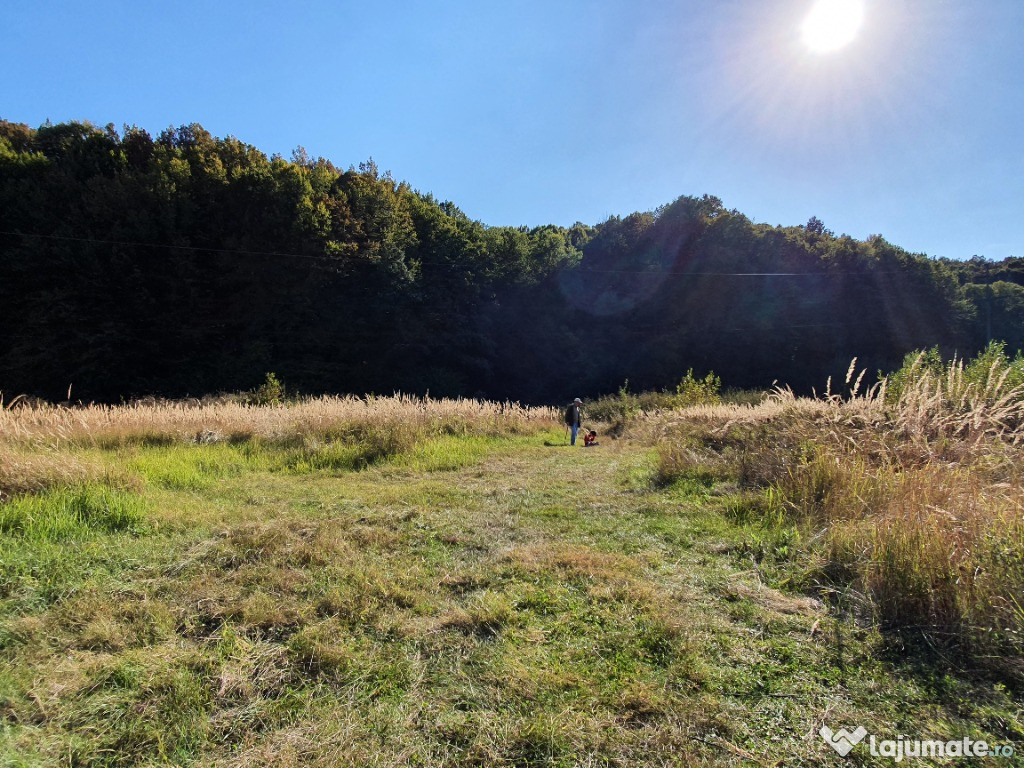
[0,119,1019,402]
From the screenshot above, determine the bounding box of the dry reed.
[0,395,559,449]
[0,445,99,500]
[642,355,1024,663]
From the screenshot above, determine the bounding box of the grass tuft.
[643,346,1024,667]
[0,485,147,540]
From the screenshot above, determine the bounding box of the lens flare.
[801,0,865,53]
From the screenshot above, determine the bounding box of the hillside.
[2,119,1021,404]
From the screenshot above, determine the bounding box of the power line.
[574,268,907,276]
[0,230,891,335]
[0,229,921,277]
[0,229,329,262]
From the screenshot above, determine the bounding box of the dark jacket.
[564,403,582,427]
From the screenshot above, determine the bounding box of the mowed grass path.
[1,431,1020,766]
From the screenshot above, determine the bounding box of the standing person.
[564,397,583,445]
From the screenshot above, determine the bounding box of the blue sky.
[2,0,1021,260]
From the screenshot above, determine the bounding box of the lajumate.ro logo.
[821,724,1015,762]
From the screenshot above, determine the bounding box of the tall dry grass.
[0,395,559,503]
[645,353,1024,665]
[0,445,100,501]
[0,394,559,449]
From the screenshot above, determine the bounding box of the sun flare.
[801,0,864,53]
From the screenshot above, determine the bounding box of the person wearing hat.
[564,397,584,446]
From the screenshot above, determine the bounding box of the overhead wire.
[2,229,913,276]
[0,229,329,262]
[0,230,949,334]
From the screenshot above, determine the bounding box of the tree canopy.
[0,119,1013,402]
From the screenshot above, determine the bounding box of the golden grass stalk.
[640,354,1024,660]
[0,395,559,449]
[0,445,100,500]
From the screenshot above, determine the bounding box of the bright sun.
[801,0,865,53]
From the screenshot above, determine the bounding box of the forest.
[2,119,1021,403]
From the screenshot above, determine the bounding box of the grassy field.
[0,394,1021,766]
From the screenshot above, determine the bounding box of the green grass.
[121,432,510,491]
[390,434,513,472]
[0,432,1021,766]
[0,485,146,540]
[127,444,261,490]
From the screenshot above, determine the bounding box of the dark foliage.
[0,119,1010,403]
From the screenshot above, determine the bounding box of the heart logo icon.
[820,725,868,756]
